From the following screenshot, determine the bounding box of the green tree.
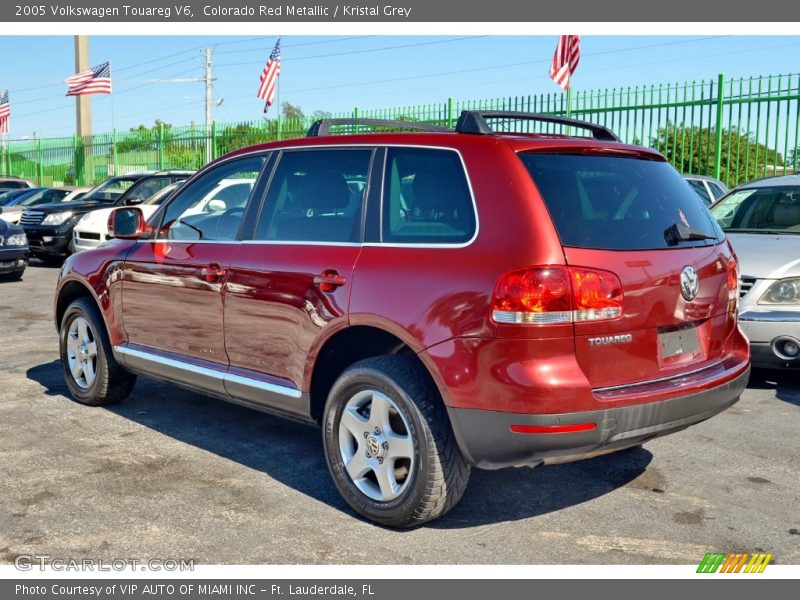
[281,102,305,120]
[652,123,783,187]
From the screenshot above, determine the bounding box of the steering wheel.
[212,207,245,240]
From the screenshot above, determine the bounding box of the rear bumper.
[447,367,750,469]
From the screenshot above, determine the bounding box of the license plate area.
[658,323,703,367]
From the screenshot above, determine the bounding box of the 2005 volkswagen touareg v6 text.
[54,111,750,527]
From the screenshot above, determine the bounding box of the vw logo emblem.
[680,266,699,301]
[366,436,381,457]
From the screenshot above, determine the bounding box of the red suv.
[54,111,750,527]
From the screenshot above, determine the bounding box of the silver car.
[710,175,800,368]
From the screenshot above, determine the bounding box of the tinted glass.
[83,177,139,202]
[18,189,70,206]
[520,153,723,250]
[686,179,711,205]
[123,177,172,204]
[708,182,726,200]
[382,148,475,244]
[254,149,372,243]
[0,189,28,206]
[158,156,265,241]
[710,186,800,233]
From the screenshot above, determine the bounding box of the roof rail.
[455,110,620,142]
[306,118,451,137]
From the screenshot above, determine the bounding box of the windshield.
[520,153,723,250]
[0,189,29,206]
[81,177,140,203]
[17,188,70,207]
[710,186,800,233]
[143,183,179,205]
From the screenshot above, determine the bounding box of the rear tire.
[322,355,471,528]
[59,297,136,406]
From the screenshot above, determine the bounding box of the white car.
[72,178,255,252]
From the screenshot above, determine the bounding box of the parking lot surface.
[1,264,799,565]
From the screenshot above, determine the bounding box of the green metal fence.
[3,72,799,188]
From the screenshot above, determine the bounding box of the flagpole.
[276,67,282,142]
[566,86,572,119]
[110,62,117,175]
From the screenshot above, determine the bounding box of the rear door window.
[519,153,723,250]
[382,147,475,244]
[254,148,372,243]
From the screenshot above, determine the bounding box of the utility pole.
[204,47,213,164]
[74,35,93,185]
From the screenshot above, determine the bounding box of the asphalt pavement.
[1,263,798,565]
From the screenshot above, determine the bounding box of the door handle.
[199,264,226,283]
[313,270,347,292]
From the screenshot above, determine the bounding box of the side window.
[709,182,725,200]
[158,155,265,241]
[686,179,711,205]
[254,149,372,243]
[125,177,171,204]
[382,147,475,244]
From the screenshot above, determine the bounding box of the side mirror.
[108,207,147,239]
[126,196,144,206]
[206,199,227,212]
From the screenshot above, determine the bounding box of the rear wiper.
[664,222,718,246]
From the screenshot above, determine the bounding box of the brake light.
[727,256,739,299]
[492,266,623,325]
[570,268,623,321]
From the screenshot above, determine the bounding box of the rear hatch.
[519,151,737,389]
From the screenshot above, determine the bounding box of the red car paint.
[55,126,750,464]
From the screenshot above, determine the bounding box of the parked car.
[0,177,35,193]
[55,112,750,527]
[72,175,243,253]
[684,174,728,206]
[72,182,181,252]
[0,187,42,209]
[710,175,800,368]
[20,171,191,260]
[0,187,90,224]
[0,219,29,279]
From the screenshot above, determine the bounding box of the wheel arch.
[305,320,451,424]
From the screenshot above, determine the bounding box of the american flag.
[257,38,281,113]
[66,61,112,96]
[0,90,9,134]
[549,35,581,91]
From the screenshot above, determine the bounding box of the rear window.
[520,153,723,250]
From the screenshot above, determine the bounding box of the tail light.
[492,266,623,325]
[727,256,739,300]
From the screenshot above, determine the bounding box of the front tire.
[322,356,471,528]
[59,297,136,406]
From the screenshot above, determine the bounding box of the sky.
[3,34,800,139]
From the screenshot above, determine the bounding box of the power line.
[221,36,730,99]
[214,35,375,56]
[215,36,488,67]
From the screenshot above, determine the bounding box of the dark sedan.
[0,219,29,279]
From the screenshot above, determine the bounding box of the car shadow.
[26,359,652,529]
[747,368,800,407]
